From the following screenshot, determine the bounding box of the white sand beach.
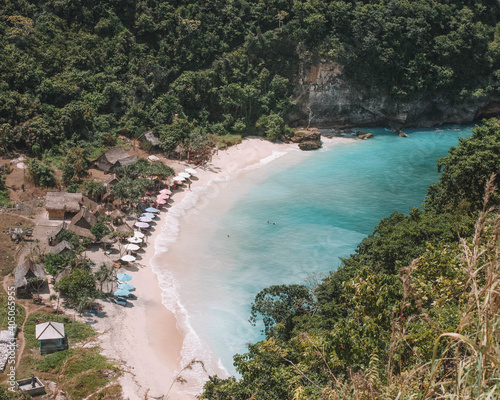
[93,137,351,399]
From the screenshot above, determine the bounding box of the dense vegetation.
[200,119,500,399]
[1,0,500,160]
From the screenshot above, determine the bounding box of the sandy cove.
[93,138,300,400]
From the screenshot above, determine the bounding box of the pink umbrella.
[159,189,172,195]
[157,194,170,200]
[156,199,167,205]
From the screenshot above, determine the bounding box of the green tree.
[81,180,106,202]
[425,118,500,213]
[55,268,97,311]
[250,284,312,339]
[27,158,56,187]
[62,147,90,184]
[43,252,75,277]
[90,222,110,241]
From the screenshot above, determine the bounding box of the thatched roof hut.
[49,240,73,256]
[138,130,160,147]
[45,192,82,219]
[47,222,67,246]
[104,174,120,186]
[13,259,46,294]
[70,207,98,231]
[80,196,99,213]
[67,224,96,241]
[115,223,133,234]
[95,147,137,173]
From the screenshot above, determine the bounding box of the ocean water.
[152,125,473,393]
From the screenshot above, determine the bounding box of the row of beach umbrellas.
[173,168,197,183]
[115,273,134,297]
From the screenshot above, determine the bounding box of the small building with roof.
[67,206,98,241]
[45,192,82,219]
[138,130,160,147]
[47,222,67,246]
[70,207,98,231]
[96,147,137,173]
[35,321,67,354]
[105,174,120,187]
[49,240,73,257]
[13,259,46,296]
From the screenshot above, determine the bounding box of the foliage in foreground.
[201,122,500,399]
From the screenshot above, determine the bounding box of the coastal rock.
[291,128,322,150]
[289,60,500,128]
[356,131,373,139]
[397,130,409,137]
[299,140,322,150]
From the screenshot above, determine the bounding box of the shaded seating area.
[35,321,68,355]
[14,259,46,297]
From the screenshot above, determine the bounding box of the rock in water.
[291,128,322,150]
[356,131,374,139]
[299,141,322,150]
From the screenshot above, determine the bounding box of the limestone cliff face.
[289,61,500,128]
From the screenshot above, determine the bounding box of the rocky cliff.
[289,61,500,129]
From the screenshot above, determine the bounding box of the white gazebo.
[35,321,67,354]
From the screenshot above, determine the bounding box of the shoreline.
[95,137,354,399]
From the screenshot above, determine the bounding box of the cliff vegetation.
[1,0,500,157]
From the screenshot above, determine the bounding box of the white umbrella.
[121,254,136,262]
[124,244,140,252]
[159,189,172,195]
[138,217,152,223]
[135,221,150,229]
[142,213,155,219]
[185,168,197,175]
[133,231,145,239]
[127,236,142,244]
[173,176,186,181]
[179,172,191,179]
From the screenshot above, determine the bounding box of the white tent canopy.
[35,321,65,340]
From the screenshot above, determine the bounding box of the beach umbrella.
[127,236,142,244]
[124,244,140,252]
[156,199,167,205]
[185,168,197,175]
[118,282,135,291]
[157,193,170,199]
[134,221,150,229]
[133,231,145,239]
[145,207,159,213]
[173,175,186,181]
[120,254,136,262]
[159,189,172,195]
[114,289,130,297]
[138,217,152,223]
[179,172,191,179]
[117,273,132,281]
[141,213,155,219]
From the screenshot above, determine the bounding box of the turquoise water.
[162,125,473,384]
